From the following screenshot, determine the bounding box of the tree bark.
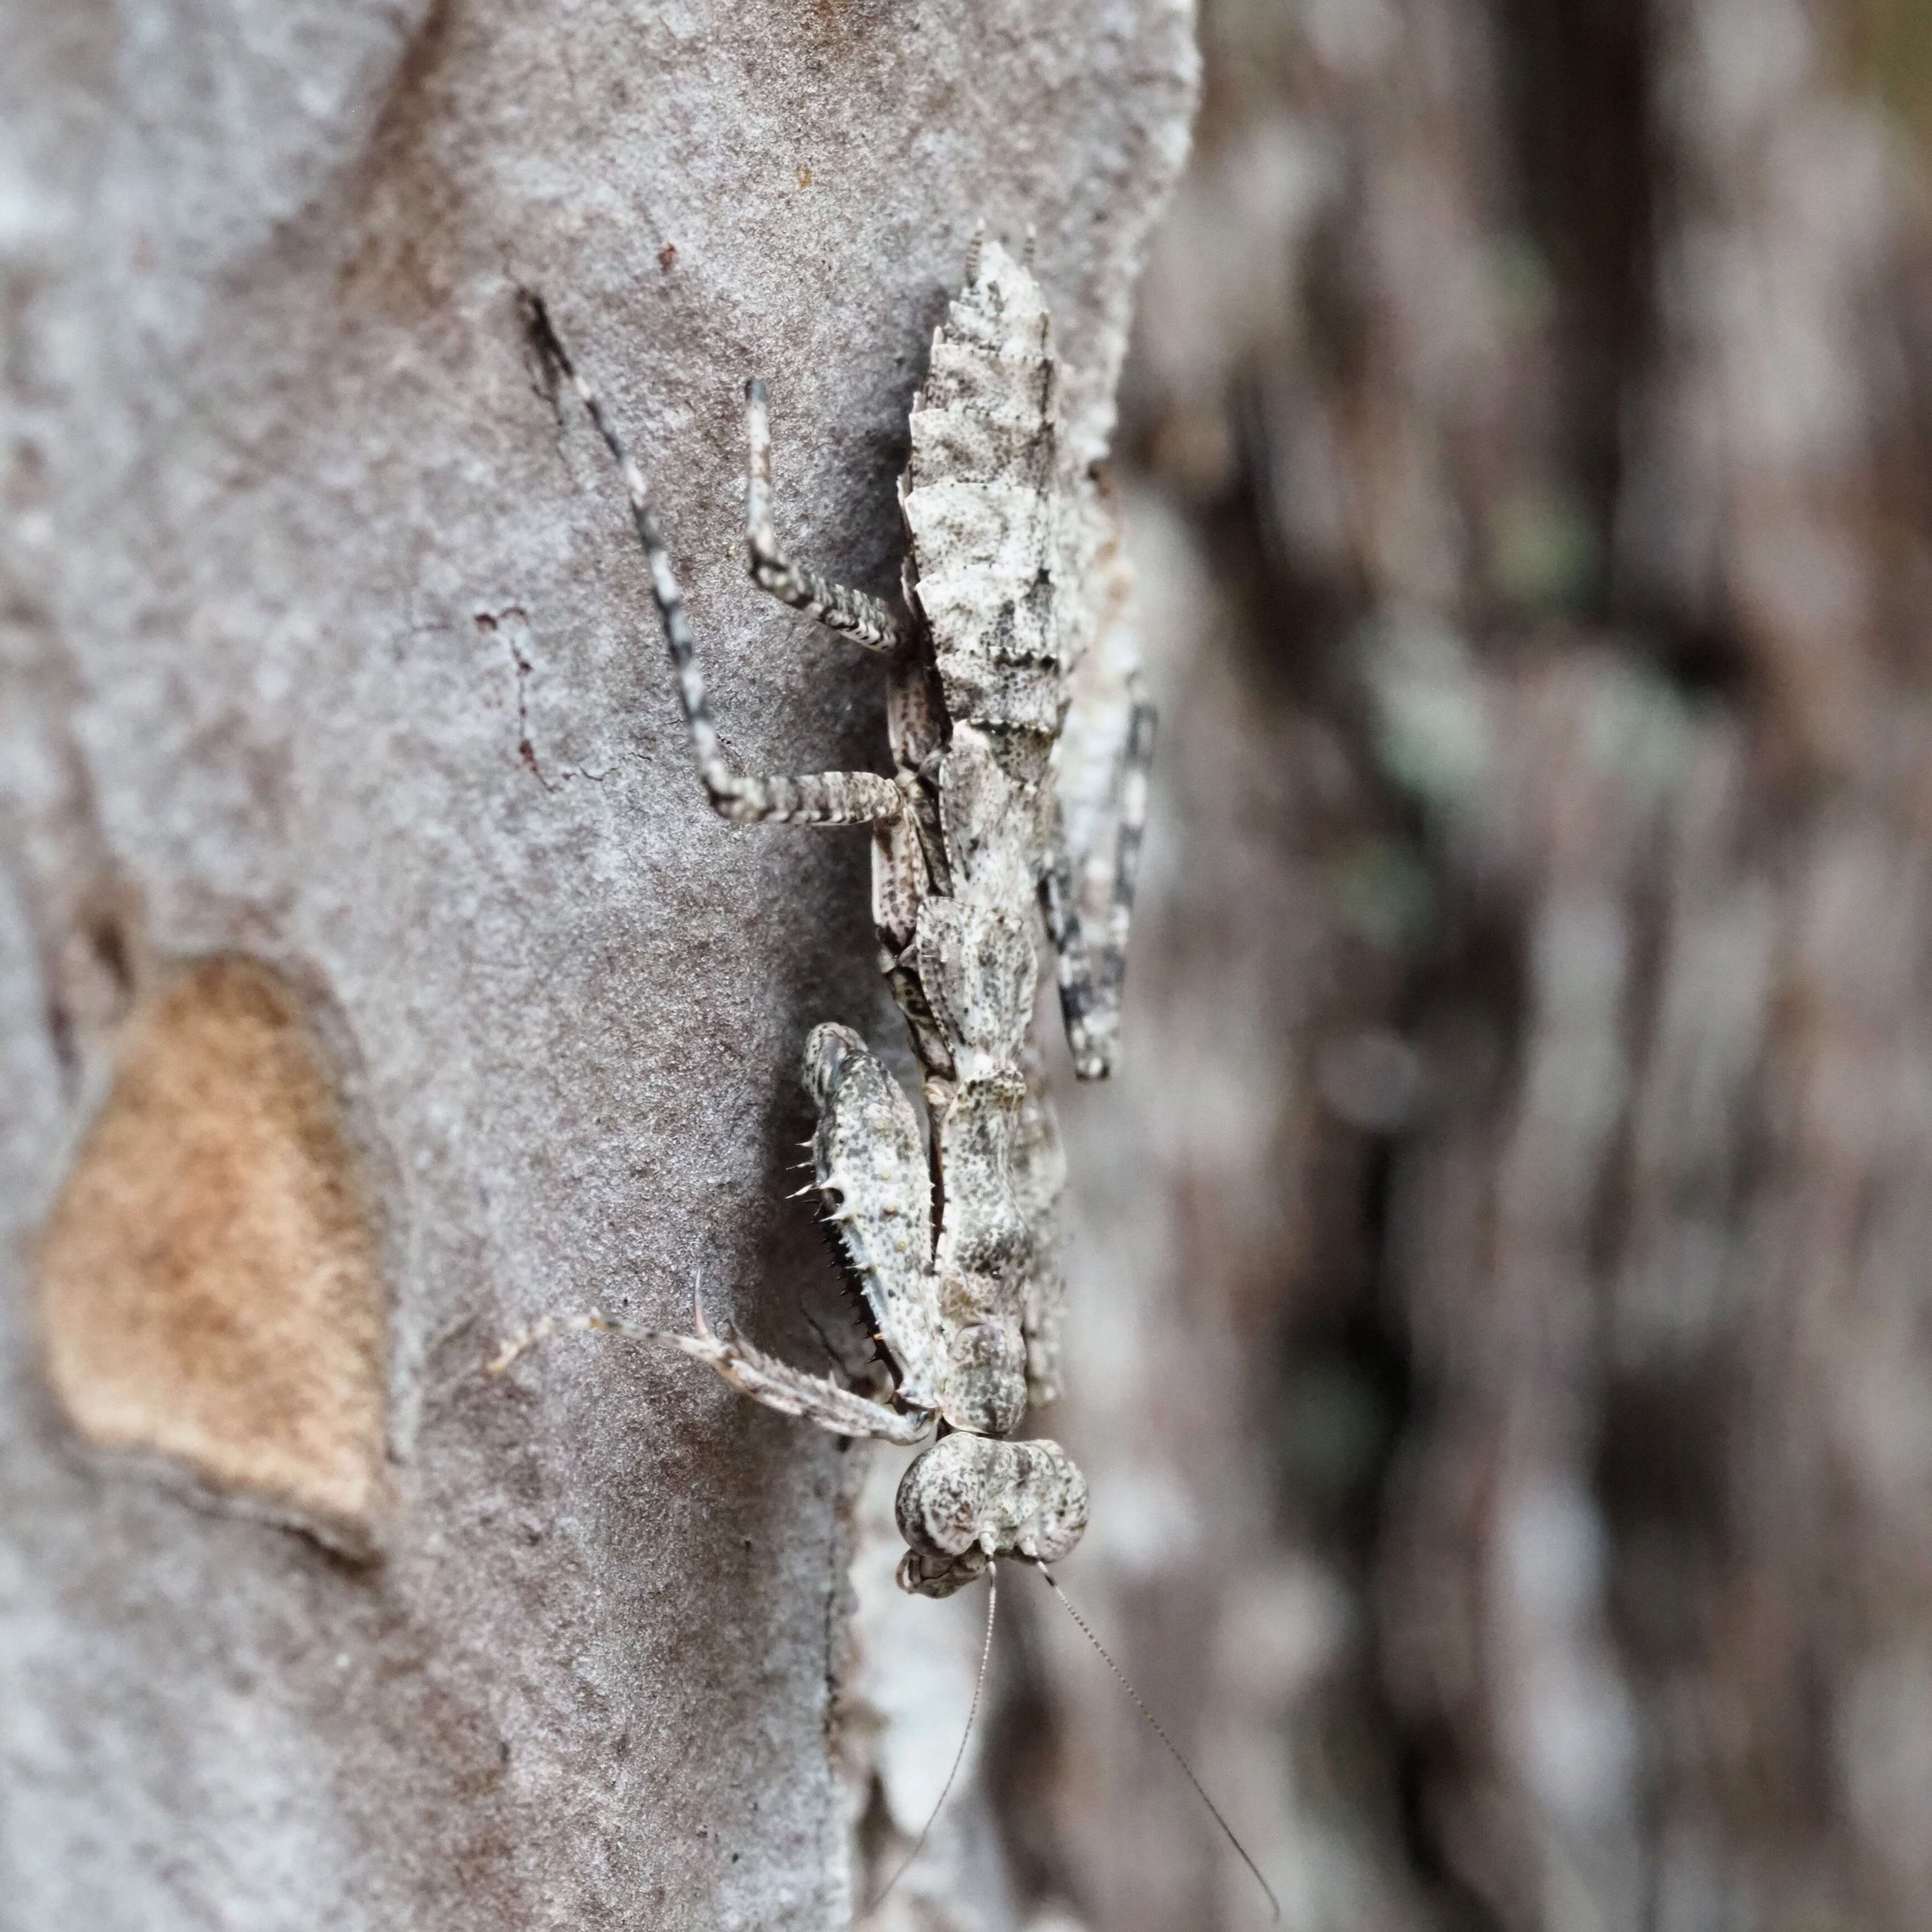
[0,6,1195,1928]
[1060,1,1932,1929]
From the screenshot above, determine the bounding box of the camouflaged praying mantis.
[508,234,1153,1599]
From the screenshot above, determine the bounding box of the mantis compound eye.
[893,1432,1088,1598]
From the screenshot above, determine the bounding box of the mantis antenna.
[867,1567,999,1916]
[1039,1567,1280,1922]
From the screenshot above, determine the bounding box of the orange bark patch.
[38,956,386,1546]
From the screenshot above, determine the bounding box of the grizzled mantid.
[495,232,1277,1916]
[500,233,1149,1592]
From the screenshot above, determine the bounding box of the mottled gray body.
[515,240,1150,1597]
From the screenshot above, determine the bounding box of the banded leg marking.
[489,1295,934,1444]
[522,293,902,827]
[672,1298,933,1442]
[1041,683,1155,1080]
[746,380,905,652]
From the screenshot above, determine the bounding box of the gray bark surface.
[0,6,1195,1929]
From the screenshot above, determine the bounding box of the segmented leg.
[745,380,905,652]
[673,1300,933,1442]
[1040,681,1155,1079]
[522,292,902,827]
[489,1296,933,1444]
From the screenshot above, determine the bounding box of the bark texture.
[1033,1,1932,1929]
[0,5,1194,1929]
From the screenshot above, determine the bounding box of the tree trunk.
[1053,1,1932,1929]
[0,6,1194,1928]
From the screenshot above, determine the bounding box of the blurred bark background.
[1014,1,1932,1929]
